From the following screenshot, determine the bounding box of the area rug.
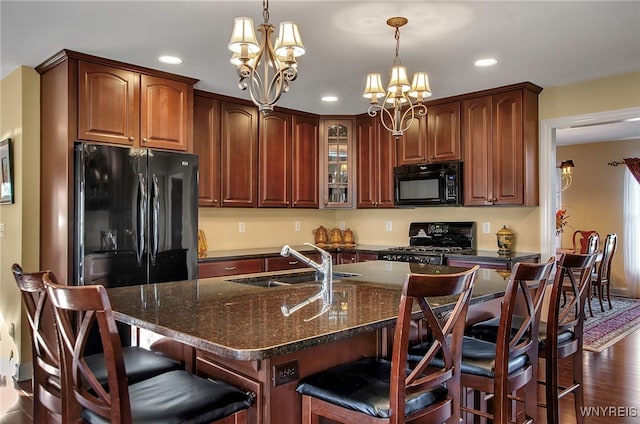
[582,296,640,352]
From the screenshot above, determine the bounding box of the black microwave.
[394,161,463,206]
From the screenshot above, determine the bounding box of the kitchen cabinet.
[291,114,320,208]
[396,114,427,166]
[265,253,322,271]
[320,119,355,208]
[462,83,541,206]
[193,92,220,206]
[220,101,259,207]
[198,258,264,278]
[258,112,320,208]
[259,111,292,207]
[426,100,461,162]
[78,60,192,151]
[356,115,395,208]
[37,49,198,283]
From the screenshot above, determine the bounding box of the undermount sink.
[227,271,361,288]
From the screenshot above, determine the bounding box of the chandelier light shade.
[228,0,305,114]
[363,17,431,138]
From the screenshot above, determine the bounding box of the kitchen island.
[108,260,510,424]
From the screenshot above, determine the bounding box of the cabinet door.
[259,111,291,207]
[221,101,258,207]
[140,75,189,151]
[427,101,461,162]
[356,116,377,208]
[356,116,395,208]
[337,252,358,264]
[78,61,139,145]
[292,115,319,208]
[193,95,220,207]
[397,115,426,165]
[321,119,355,208]
[492,90,523,205]
[462,95,492,206]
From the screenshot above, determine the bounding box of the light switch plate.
[0,223,5,238]
[483,222,490,234]
[238,222,245,233]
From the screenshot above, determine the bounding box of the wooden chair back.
[43,273,133,423]
[391,265,479,423]
[596,233,617,283]
[11,264,75,422]
[572,230,599,254]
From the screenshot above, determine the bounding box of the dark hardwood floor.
[1,328,639,423]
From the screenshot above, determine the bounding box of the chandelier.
[363,17,432,139]
[228,0,305,115]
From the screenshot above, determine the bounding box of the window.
[623,169,640,296]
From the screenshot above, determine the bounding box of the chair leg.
[597,285,605,312]
[573,351,586,424]
[545,355,561,424]
[301,395,320,424]
[606,281,613,309]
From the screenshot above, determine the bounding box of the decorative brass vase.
[496,225,515,255]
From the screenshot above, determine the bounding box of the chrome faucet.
[280,243,333,319]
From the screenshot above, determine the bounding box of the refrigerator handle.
[136,172,147,267]
[151,174,160,265]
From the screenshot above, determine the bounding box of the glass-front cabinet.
[320,119,355,208]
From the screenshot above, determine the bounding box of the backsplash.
[198,206,541,253]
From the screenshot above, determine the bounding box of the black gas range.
[378,222,476,265]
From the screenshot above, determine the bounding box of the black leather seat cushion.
[84,346,182,386]
[469,317,575,350]
[409,337,528,378]
[296,357,448,419]
[82,370,253,424]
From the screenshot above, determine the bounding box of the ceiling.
[2,1,639,144]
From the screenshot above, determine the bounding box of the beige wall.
[557,139,639,291]
[0,67,40,378]
[539,71,640,120]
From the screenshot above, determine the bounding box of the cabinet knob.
[224,266,237,271]
[128,136,134,141]
[143,138,148,143]
[213,199,218,203]
[430,155,435,159]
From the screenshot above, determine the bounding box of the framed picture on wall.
[1,138,14,204]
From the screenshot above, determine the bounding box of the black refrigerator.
[74,142,199,288]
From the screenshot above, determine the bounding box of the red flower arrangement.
[555,208,570,235]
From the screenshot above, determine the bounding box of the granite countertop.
[446,250,542,262]
[198,244,394,261]
[108,261,511,361]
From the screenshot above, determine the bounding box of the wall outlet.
[386,221,393,232]
[483,222,491,234]
[339,221,346,230]
[295,221,301,232]
[0,223,5,238]
[238,222,245,233]
[273,360,299,386]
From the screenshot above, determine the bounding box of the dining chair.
[448,259,555,423]
[11,264,183,423]
[572,230,600,254]
[563,232,598,317]
[296,265,479,424]
[43,273,254,424]
[589,233,617,312]
[539,252,598,424]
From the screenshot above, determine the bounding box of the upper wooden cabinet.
[356,115,395,208]
[291,114,320,208]
[462,83,541,206]
[259,111,292,207]
[193,93,220,207]
[396,114,427,166]
[78,60,192,151]
[426,100,461,162]
[221,101,259,207]
[320,118,356,208]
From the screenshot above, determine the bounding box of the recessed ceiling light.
[321,96,339,102]
[159,55,183,65]
[474,58,498,67]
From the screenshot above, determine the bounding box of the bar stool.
[451,259,555,423]
[539,253,598,424]
[11,264,183,422]
[296,266,479,424]
[43,273,254,424]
